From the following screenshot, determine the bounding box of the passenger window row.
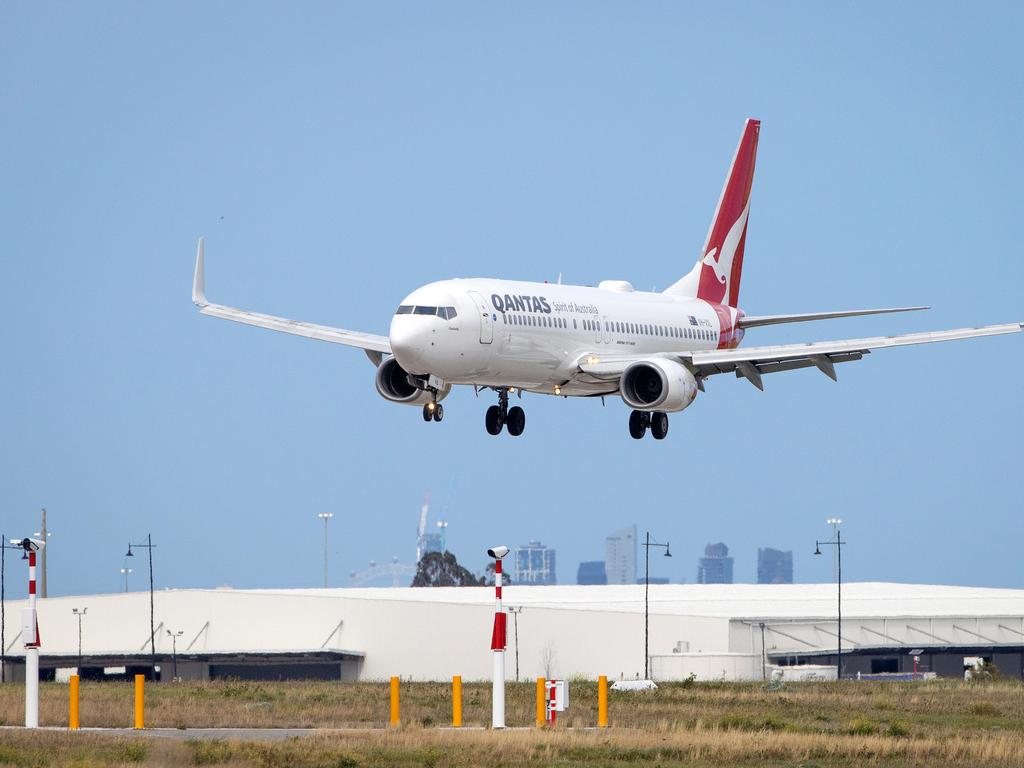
[582,318,716,341]
[503,314,568,329]
[497,312,716,342]
[395,305,458,320]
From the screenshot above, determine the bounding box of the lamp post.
[814,517,845,680]
[317,512,333,588]
[120,566,133,592]
[506,606,522,682]
[72,608,87,672]
[34,508,51,598]
[642,531,671,680]
[0,535,25,684]
[166,630,184,681]
[126,534,157,679]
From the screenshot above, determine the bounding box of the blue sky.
[2,2,1021,596]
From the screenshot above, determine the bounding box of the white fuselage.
[389,278,744,396]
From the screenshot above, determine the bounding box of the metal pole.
[39,509,47,599]
[644,531,650,679]
[513,609,520,682]
[148,534,155,679]
[760,622,767,681]
[77,613,82,670]
[837,527,842,680]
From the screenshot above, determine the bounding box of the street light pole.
[507,606,522,682]
[166,630,183,681]
[317,513,334,588]
[126,534,157,679]
[34,510,52,599]
[0,535,24,683]
[641,531,671,680]
[120,566,133,592]
[815,518,845,680]
[72,608,87,672]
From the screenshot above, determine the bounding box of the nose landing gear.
[629,410,668,440]
[484,388,526,436]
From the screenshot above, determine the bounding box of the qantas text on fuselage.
[192,119,1022,440]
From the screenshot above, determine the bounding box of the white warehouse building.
[2,583,1023,682]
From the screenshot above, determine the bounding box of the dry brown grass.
[0,679,1021,765]
[1,724,1024,767]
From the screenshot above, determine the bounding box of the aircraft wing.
[688,323,1023,390]
[575,323,1023,391]
[192,238,391,364]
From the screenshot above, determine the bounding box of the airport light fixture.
[126,534,157,679]
[120,566,133,593]
[166,629,184,681]
[72,608,87,672]
[814,518,845,679]
[642,531,672,680]
[318,512,334,588]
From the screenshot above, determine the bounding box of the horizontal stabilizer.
[739,306,929,329]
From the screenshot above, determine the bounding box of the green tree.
[411,551,486,587]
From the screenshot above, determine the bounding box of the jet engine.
[619,358,698,413]
[375,357,451,405]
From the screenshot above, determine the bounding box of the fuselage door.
[468,291,493,344]
[602,316,611,344]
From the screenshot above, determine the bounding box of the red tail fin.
[696,119,759,307]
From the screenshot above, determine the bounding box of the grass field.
[0,678,1021,766]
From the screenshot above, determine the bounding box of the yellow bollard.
[69,675,80,730]
[389,676,400,727]
[598,675,608,728]
[536,677,545,727]
[452,675,462,727]
[134,674,145,729]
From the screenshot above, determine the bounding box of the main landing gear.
[422,401,444,423]
[629,410,668,440]
[485,388,525,437]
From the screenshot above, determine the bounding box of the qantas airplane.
[193,119,1021,440]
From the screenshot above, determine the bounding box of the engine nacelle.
[375,357,451,406]
[620,358,698,413]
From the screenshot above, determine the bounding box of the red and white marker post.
[487,546,508,729]
[17,538,44,728]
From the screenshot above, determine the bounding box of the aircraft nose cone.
[389,318,427,373]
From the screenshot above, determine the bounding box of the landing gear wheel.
[422,404,434,422]
[506,406,526,436]
[485,405,504,435]
[628,410,649,439]
[650,411,669,440]
[432,403,444,422]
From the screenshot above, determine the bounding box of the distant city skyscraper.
[576,561,607,585]
[697,542,734,584]
[605,525,637,585]
[514,540,557,585]
[757,547,793,584]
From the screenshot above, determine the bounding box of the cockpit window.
[399,305,459,319]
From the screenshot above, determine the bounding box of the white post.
[489,548,508,729]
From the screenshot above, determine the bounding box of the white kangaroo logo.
[702,200,750,306]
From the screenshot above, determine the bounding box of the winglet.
[192,237,207,306]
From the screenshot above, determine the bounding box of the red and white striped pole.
[487,546,508,729]
[19,538,43,728]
